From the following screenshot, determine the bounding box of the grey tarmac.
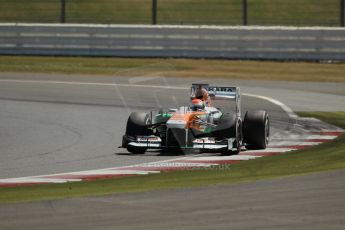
[0,73,294,178]
[1,170,345,230]
[0,72,344,230]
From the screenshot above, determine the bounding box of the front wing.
[122,135,237,151]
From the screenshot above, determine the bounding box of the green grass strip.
[0,111,344,203]
[1,56,345,82]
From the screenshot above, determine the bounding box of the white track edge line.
[0,79,297,118]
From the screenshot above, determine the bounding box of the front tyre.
[243,110,269,149]
[125,112,152,154]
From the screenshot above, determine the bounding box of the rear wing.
[190,83,241,117]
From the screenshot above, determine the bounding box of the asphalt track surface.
[1,73,344,179]
[1,72,345,229]
[0,73,304,179]
[1,170,345,230]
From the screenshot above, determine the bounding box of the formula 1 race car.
[121,83,269,155]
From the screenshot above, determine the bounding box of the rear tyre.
[243,110,269,149]
[125,112,152,154]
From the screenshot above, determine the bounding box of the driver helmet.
[191,99,205,111]
[195,87,209,101]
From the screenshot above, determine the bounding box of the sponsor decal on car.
[193,138,216,144]
[137,136,162,142]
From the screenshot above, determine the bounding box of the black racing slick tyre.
[243,110,269,149]
[125,112,152,154]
